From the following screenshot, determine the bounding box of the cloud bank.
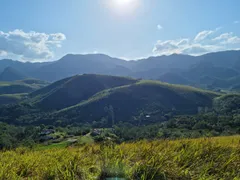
[153,29,240,56]
[0,29,66,61]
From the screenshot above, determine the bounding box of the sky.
[0,0,240,62]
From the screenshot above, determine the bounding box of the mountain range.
[1,50,240,91]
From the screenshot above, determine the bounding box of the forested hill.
[29,74,138,110]
[0,79,49,105]
[53,80,219,125]
[1,74,236,126]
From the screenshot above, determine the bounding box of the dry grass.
[0,136,239,179]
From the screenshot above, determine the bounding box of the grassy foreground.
[0,136,239,180]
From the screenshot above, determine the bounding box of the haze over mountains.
[1,50,240,91]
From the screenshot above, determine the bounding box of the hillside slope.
[213,94,240,114]
[0,136,239,179]
[53,80,219,125]
[0,79,49,95]
[0,74,239,127]
[0,79,49,105]
[0,83,35,94]
[30,74,138,110]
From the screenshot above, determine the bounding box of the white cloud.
[234,20,239,24]
[213,32,233,41]
[0,29,66,61]
[226,36,240,44]
[0,50,7,56]
[176,39,189,46]
[153,40,181,55]
[153,29,240,56]
[194,30,214,42]
[213,33,240,44]
[157,24,163,30]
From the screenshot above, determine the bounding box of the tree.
[104,105,115,127]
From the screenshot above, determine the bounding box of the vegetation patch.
[0,136,239,179]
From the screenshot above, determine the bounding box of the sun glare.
[106,0,140,16]
[115,0,133,6]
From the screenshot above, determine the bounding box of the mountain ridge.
[1,50,240,91]
[29,74,137,110]
[0,67,27,81]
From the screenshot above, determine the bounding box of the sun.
[106,0,140,16]
[114,0,134,6]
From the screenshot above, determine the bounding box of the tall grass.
[0,136,239,179]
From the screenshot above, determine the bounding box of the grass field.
[0,136,239,180]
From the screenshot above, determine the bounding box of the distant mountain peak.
[0,66,27,81]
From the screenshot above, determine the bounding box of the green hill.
[29,74,137,110]
[16,79,49,89]
[0,78,49,95]
[213,94,240,114]
[53,79,219,125]
[3,74,240,127]
[0,82,35,94]
[0,79,49,105]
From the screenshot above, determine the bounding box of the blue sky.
[0,0,240,62]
